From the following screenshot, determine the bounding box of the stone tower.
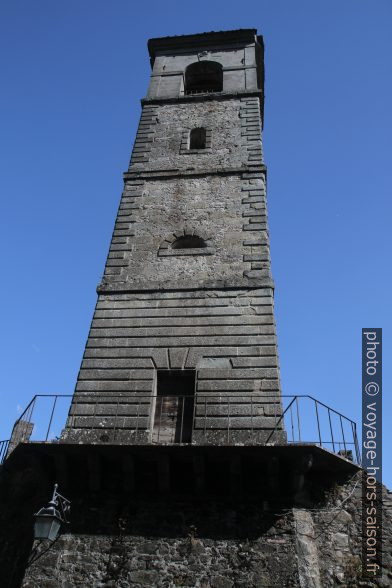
[2,29,390,588]
[62,29,285,447]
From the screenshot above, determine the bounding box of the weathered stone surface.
[14,474,391,588]
[99,172,271,292]
[20,500,299,588]
[131,100,259,172]
[63,282,283,439]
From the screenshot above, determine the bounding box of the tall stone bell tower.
[62,28,285,447]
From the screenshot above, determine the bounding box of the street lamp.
[34,483,70,541]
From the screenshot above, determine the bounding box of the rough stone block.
[243,223,265,231]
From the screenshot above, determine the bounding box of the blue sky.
[1,1,391,486]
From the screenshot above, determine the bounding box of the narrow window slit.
[189,128,206,150]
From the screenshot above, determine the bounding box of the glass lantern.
[34,505,62,541]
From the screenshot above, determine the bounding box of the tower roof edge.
[147,29,262,65]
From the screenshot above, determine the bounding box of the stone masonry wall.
[128,98,263,172]
[64,288,282,443]
[22,499,300,588]
[19,474,392,588]
[100,171,269,292]
[146,33,262,99]
[303,474,392,588]
[101,166,266,293]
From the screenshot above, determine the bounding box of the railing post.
[73,394,79,430]
[352,421,361,465]
[227,397,231,444]
[204,397,207,440]
[274,399,277,429]
[191,393,197,444]
[314,399,322,447]
[179,396,185,443]
[45,396,58,442]
[91,392,97,430]
[157,396,163,443]
[328,408,335,453]
[295,397,301,442]
[24,396,36,442]
[250,395,254,443]
[113,397,119,442]
[290,402,294,442]
[340,415,347,454]
[135,398,140,441]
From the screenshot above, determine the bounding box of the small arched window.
[185,61,223,95]
[172,235,207,249]
[189,128,206,150]
[158,231,214,256]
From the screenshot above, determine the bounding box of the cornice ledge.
[123,165,267,181]
[141,89,263,107]
[97,278,275,295]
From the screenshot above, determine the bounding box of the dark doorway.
[152,370,196,443]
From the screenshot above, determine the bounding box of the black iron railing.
[266,395,361,464]
[185,88,219,95]
[0,440,10,463]
[0,394,361,465]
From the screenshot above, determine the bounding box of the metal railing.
[0,440,10,463]
[185,88,221,95]
[266,395,361,465]
[0,394,361,465]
